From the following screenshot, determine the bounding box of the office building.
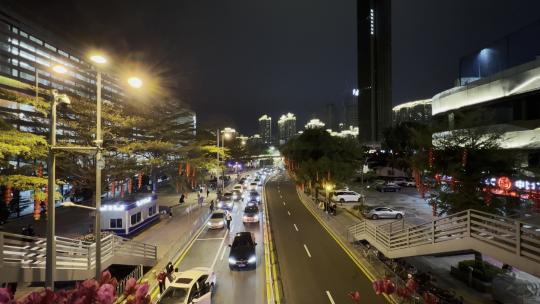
[392,99,431,125]
[344,93,359,128]
[258,114,272,144]
[357,0,392,144]
[277,112,296,144]
[305,118,325,129]
[324,103,337,131]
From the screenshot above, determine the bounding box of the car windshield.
[245,206,258,213]
[157,287,189,304]
[250,192,258,196]
[211,213,224,219]
[224,193,232,197]
[233,235,253,247]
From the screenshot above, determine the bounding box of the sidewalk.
[296,188,495,304]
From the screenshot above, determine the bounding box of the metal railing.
[1,232,157,274]
[116,265,144,296]
[347,209,540,275]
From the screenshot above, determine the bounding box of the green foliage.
[458,260,504,282]
[281,128,362,187]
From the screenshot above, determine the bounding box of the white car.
[157,267,216,304]
[249,182,258,190]
[232,184,243,192]
[332,190,363,203]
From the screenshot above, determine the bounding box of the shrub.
[458,259,504,282]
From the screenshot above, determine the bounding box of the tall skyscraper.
[325,103,337,131]
[357,0,392,144]
[344,93,359,128]
[258,114,272,144]
[277,112,296,144]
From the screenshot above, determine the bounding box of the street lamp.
[325,183,334,211]
[45,89,70,289]
[127,76,143,89]
[89,53,107,280]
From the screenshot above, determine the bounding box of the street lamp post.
[94,68,103,279]
[45,90,70,289]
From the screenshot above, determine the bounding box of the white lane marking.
[282,201,286,206]
[220,244,227,260]
[287,210,291,216]
[293,224,299,232]
[303,244,312,258]
[197,238,225,241]
[211,227,229,269]
[326,291,336,304]
[280,195,282,199]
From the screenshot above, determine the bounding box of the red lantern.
[186,163,191,177]
[37,163,43,177]
[120,181,125,198]
[4,183,12,205]
[382,279,395,295]
[111,180,116,198]
[372,280,384,295]
[138,172,143,190]
[406,277,418,293]
[34,198,41,220]
[128,178,133,194]
[178,163,183,175]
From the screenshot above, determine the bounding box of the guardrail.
[0,231,157,282]
[347,209,540,276]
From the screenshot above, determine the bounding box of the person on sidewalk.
[206,188,210,198]
[225,211,232,230]
[166,261,174,282]
[209,200,215,213]
[156,270,167,294]
[198,195,204,208]
[179,193,185,204]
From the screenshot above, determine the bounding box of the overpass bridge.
[348,209,540,277]
[0,232,157,283]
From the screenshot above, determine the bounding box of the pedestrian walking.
[206,188,210,198]
[198,195,204,208]
[225,211,232,230]
[209,200,215,213]
[156,270,167,294]
[179,193,185,204]
[166,261,174,282]
[168,207,173,218]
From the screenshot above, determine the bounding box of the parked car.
[229,232,257,270]
[207,211,225,229]
[376,182,401,192]
[233,184,243,192]
[332,190,363,203]
[364,207,404,220]
[156,267,216,304]
[393,178,415,187]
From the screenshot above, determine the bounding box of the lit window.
[58,50,69,57]
[44,43,56,52]
[29,36,43,45]
[11,27,18,34]
[20,31,28,38]
[19,41,35,52]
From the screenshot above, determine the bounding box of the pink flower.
[123,278,137,296]
[0,288,14,304]
[96,284,116,304]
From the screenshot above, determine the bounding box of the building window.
[58,50,69,57]
[19,31,28,38]
[11,27,18,34]
[110,218,122,228]
[29,36,43,45]
[20,71,35,81]
[130,212,142,225]
[148,206,156,216]
[44,43,56,52]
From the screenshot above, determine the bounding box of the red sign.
[497,176,512,191]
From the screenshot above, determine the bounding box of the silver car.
[208,211,226,229]
[364,207,404,220]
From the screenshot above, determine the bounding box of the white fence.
[0,232,157,282]
[348,209,540,277]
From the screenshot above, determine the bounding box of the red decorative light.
[497,176,512,191]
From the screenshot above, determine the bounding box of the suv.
[332,190,363,203]
[228,232,257,270]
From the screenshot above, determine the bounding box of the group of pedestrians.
[156,261,176,294]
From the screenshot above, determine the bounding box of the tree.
[281,128,362,191]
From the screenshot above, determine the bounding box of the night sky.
[2,0,540,134]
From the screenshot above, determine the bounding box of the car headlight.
[219,220,225,225]
[257,197,260,201]
[253,215,259,221]
[218,202,223,207]
[243,216,248,220]
[248,255,256,263]
[228,257,236,264]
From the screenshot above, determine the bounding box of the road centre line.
[283,201,286,206]
[293,224,299,232]
[287,210,291,216]
[303,244,312,258]
[220,244,227,260]
[211,228,229,269]
[326,291,336,304]
[196,238,225,241]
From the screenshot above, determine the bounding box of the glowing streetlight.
[90,54,107,65]
[52,65,67,74]
[127,76,143,88]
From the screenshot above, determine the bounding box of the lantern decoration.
[128,178,133,194]
[462,149,467,167]
[37,163,43,177]
[186,163,191,177]
[348,291,360,303]
[428,148,434,169]
[423,292,439,304]
[120,180,125,198]
[4,182,13,205]
[372,278,395,295]
[178,162,183,175]
[138,172,143,190]
[43,185,48,216]
[396,287,412,300]
[33,196,41,220]
[111,180,116,198]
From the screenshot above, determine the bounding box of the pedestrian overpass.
[347,209,540,277]
[0,232,157,283]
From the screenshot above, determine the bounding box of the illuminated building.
[258,114,272,144]
[278,112,296,144]
[392,99,431,125]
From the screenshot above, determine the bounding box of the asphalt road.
[167,182,266,304]
[266,174,388,304]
